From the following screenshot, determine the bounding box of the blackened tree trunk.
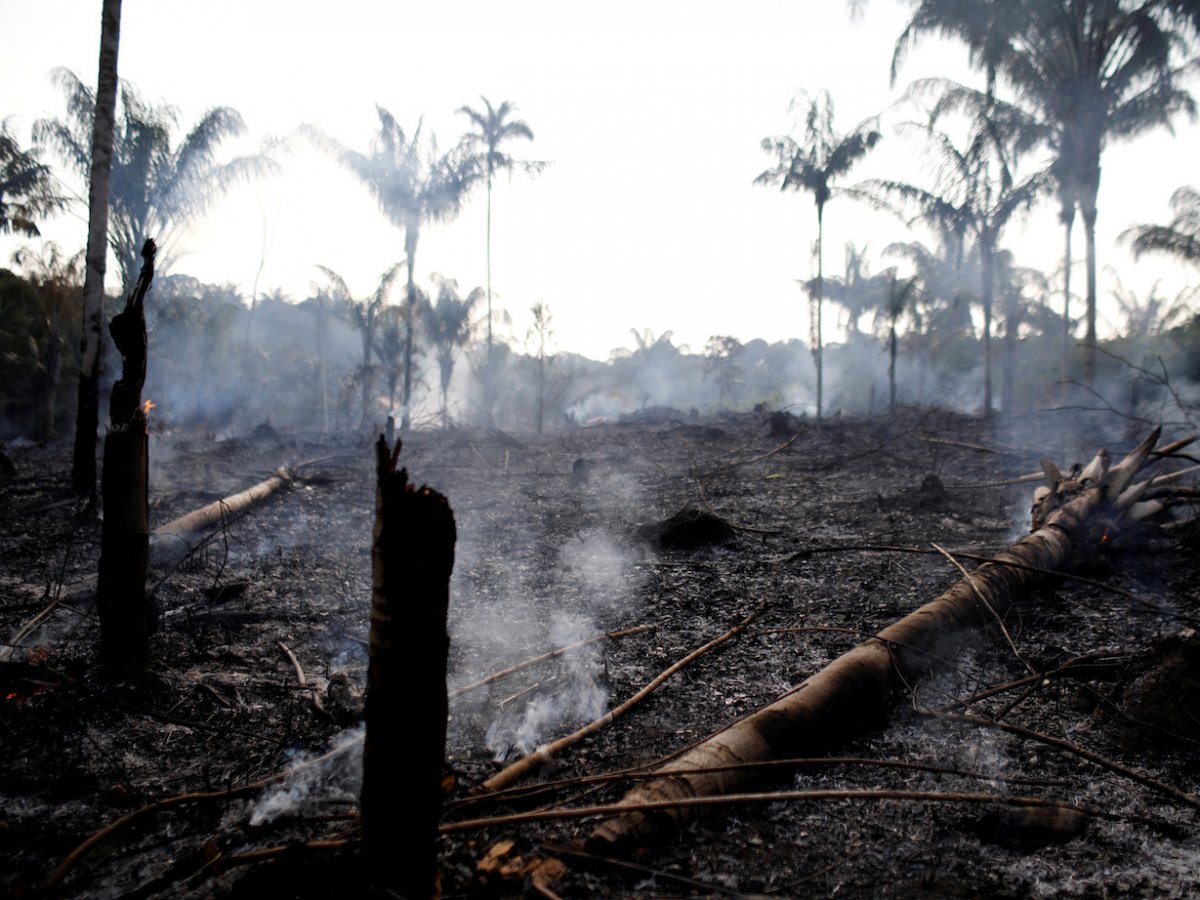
[96,239,154,674]
[363,436,456,897]
[71,0,122,499]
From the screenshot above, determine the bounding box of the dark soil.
[2,408,1198,898]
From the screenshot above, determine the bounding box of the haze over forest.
[2,0,1198,437]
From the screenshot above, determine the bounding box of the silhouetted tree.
[0,120,66,236]
[457,97,543,358]
[891,0,1200,385]
[68,0,120,500]
[526,300,554,433]
[1123,186,1200,267]
[309,109,475,430]
[35,69,275,294]
[756,91,880,420]
[704,335,744,410]
[316,262,402,425]
[860,119,1046,414]
[881,269,921,409]
[421,274,481,427]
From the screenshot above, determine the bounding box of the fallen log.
[148,467,292,563]
[588,428,1195,851]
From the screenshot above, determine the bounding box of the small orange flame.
[4,692,17,702]
[143,399,155,415]
[1100,527,1111,545]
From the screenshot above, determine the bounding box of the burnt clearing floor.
[2,407,1199,898]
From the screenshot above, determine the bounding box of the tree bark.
[72,0,122,499]
[588,429,1168,851]
[148,468,291,563]
[363,436,456,897]
[96,238,154,674]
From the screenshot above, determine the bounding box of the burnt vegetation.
[4,1,1200,898]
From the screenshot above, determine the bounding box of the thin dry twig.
[931,542,1034,674]
[42,741,359,891]
[478,603,766,793]
[278,640,328,717]
[929,710,1200,812]
[441,788,1147,835]
[449,624,655,701]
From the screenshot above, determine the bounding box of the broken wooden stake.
[96,239,156,673]
[587,428,1195,851]
[363,436,456,897]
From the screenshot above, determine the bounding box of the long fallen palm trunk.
[589,427,1192,851]
[148,467,291,563]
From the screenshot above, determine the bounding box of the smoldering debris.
[248,728,363,826]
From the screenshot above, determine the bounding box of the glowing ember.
[1100,528,1111,545]
[143,399,156,415]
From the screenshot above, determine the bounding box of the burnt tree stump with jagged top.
[363,436,456,897]
[96,239,155,674]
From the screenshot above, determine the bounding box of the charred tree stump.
[96,239,155,674]
[363,436,456,897]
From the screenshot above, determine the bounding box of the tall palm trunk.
[888,320,898,409]
[401,226,418,431]
[1060,201,1074,387]
[980,232,995,417]
[1081,197,1098,385]
[813,202,824,421]
[72,0,121,499]
[485,167,493,353]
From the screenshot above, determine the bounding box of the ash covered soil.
[2,409,1199,898]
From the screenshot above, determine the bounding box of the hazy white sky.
[2,0,1196,360]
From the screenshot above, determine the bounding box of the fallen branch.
[450,624,656,701]
[41,738,359,892]
[442,788,1147,836]
[149,467,293,563]
[278,640,327,717]
[929,710,1200,812]
[479,603,764,793]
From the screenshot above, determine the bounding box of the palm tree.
[0,120,66,236]
[316,262,402,425]
[891,0,1200,384]
[526,301,554,434]
[35,69,275,295]
[457,97,542,357]
[816,242,889,341]
[69,0,121,500]
[309,108,476,430]
[1123,186,1200,266]
[755,91,880,420]
[881,269,921,409]
[859,119,1047,414]
[421,275,482,427]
